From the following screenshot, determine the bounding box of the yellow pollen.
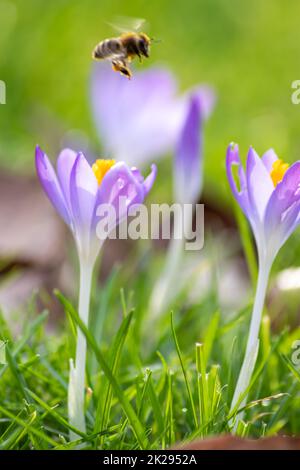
[92,159,116,186]
[270,159,289,186]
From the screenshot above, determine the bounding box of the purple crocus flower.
[91,62,215,167]
[174,89,214,204]
[35,146,156,264]
[227,144,300,263]
[35,146,156,437]
[226,143,300,426]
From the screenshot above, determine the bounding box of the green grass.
[0,256,299,450]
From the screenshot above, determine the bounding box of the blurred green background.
[1,0,300,203]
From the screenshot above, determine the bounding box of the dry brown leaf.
[175,434,300,450]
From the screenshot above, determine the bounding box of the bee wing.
[106,16,147,33]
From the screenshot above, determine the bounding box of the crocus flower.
[91,62,215,167]
[174,90,213,205]
[226,143,300,425]
[35,146,156,436]
[149,90,215,317]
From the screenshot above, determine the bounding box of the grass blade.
[0,311,48,380]
[0,404,58,447]
[95,310,134,442]
[196,342,209,433]
[26,388,88,439]
[171,312,198,428]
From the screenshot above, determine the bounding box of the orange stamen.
[92,159,116,186]
[270,159,289,186]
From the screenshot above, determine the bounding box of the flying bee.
[92,18,153,79]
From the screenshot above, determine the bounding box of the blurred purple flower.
[148,88,214,318]
[35,146,156,264]
[226,143,300,426]
[174,89,214,204]
[91,62,215,167]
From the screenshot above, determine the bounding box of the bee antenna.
[150,37,162,44]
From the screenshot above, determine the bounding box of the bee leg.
[129,52,141,63]
[111,60,118,72]
[135,50,142,62]
[131,45,142,62]
[111,59,132,79]
[120,66,132,79]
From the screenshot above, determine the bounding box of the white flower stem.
[149,208,186,318]
[230,256,271,429]
[68,258,94,440]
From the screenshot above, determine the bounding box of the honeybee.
[92,18,152,79]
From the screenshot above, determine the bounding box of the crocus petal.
[70,153,98,254]
[93,162,155,238]
[35,146,71,226]
[143,164,157,196]
[190,85,216,120]
[264,162,300,251]
[174,94,202,204]
[97,162,144,206]
[130,164,157,197]
[56,148,78,209]
[130,167,145,184]
[91,63,186,166]
[274,200,300,248]
[246,147,274,222]
[226,143,251,218]
[262,149,278,172]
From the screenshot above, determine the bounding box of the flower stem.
[230,256,271,429]
[68,259,94,440]
[149,210,186,318]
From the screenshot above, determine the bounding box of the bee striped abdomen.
[93,38,123,59]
